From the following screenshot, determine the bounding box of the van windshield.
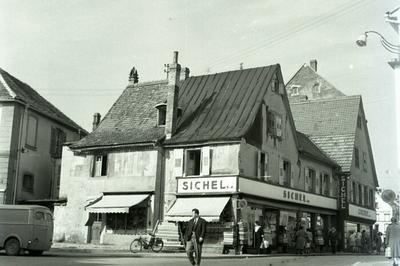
[35,211,45,221]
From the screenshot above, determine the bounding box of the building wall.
[163,143,240,215]
[0,103,15,203]
[14,107,82,202]
[374,194,394,236]
[54,147,158,243]
[348,106,376,208]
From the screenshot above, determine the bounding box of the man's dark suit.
[185,217,206,266]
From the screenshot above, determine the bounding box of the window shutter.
[257,151,262,179]
[264,152,269,177]
[201,146,210,176]
[279,160,284,185]
[50,127,56,156]
[329,175,333,197]
[174,149,184,177]
[305,168,309,191]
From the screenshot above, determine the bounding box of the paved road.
[0,253,393,266]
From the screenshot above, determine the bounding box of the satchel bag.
[385,247,391,258]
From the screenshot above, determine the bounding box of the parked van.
[0,205,53,255]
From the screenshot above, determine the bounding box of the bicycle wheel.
[151,238,164,253]
[130,239,142,253]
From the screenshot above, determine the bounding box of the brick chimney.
[92,113,101,131]
[180,67,190,81]
[165,51,181,139]
[310,59,317,72]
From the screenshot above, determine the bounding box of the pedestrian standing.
[386,217,400,266]
[295,226,307,255]
[361,230,368,253]
[376,232,383,255]
[314,228,325,253]
[328,227,338,254]
[278,227,289,253]
[355,231,362,253]
[305,228,313,255]
[253,221,264,254]
[349,231,357,253]
[185,208,207,266]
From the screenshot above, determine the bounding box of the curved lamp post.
[356,6,400,192]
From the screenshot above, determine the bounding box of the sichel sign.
[339,175,348,211]
[177,177,237,194]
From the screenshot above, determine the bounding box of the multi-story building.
[54,52,340,252]
[288,61,378,249]
[0,68,86,205]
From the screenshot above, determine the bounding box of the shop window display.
[279,210,297,247]
[106,207,147,234]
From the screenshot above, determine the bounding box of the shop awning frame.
[85,194,150,213]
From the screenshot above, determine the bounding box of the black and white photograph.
[0,1,400,265]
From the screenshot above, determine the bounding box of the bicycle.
[130,233,164,253]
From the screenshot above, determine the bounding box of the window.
[22,174,34,192]
[323,174,330,196]
[357,115,362,129]
[50,127,66,158]
[354,147,360,168]
[93,155,108,177]
[307,168,316,192]
[364,185,369,206]
[312,83,321,94]
[352,181,356,203]
[369,189,374,207]
[290,85,300,96]
[283,161,291,187]
[358,184,362,204]
[106,206,147,234]
[362,152,367,172]
[156,104,166,126]
[185,149,201,176]
[267,112,276,136]
[259,152,266,179]
[272,77,279,92]
[46,213,53,221]
[26,115,38,149]
[34,211,44,220]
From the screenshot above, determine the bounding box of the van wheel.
[28,250,44,256]
[5,238,20,256]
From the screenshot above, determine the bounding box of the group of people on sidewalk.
[347,228,382,254]
[291,226,339,255]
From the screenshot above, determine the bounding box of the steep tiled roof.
[296,131,338,167]
[0,68,86,133]
[286,65,345,102]
[290,96,361,172]
[166,65,278,144]
[72,81,168,148]
[73,65,279,148]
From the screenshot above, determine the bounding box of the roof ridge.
[127,79,167,88]
[189,64,279,79]
[290,95,361,105]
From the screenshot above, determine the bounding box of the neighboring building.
[374,192,394,237]
[54,52,340,252]
[0,68,86,205]
[286,60,345,102]
[288,65,378,249]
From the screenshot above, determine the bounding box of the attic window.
[155,104,167,126]
[177,108,183,118]
[290,85,300,96]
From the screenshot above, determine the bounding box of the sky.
[0,0,399,191]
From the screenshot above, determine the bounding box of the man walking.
[185,208,207,266]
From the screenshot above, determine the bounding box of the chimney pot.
[173,51,179,64]
[129,67,139,85]
[310,59,317,72]
[92,113,101,131]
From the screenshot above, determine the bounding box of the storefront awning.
[165,197,230,222]
[86,194,149,213]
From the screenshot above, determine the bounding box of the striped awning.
[85,194,149,213]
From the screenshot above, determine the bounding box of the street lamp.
[356,6,400,172]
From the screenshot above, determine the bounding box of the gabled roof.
[73,65,280,149]
[0,68,86,134]
[286,64,345,100]
[165,65,278,144]
[290,96,361,172]
[296,131,339,167]
[71,80,169,149]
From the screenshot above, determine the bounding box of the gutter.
[71,142,157,152]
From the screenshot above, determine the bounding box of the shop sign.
[339,176,348,211]
[177,176,237,194]
[348,204,376,220]
[239,177,337,210]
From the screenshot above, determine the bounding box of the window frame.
[184,148,202,177]
[92,155,108,177]
[155,104,167,126]
[22,173,34,193]
[354,147,360,168]
[289,85,300,96]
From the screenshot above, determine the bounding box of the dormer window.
[155,104,167,126]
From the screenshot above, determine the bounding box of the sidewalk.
[50,242,377,259]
